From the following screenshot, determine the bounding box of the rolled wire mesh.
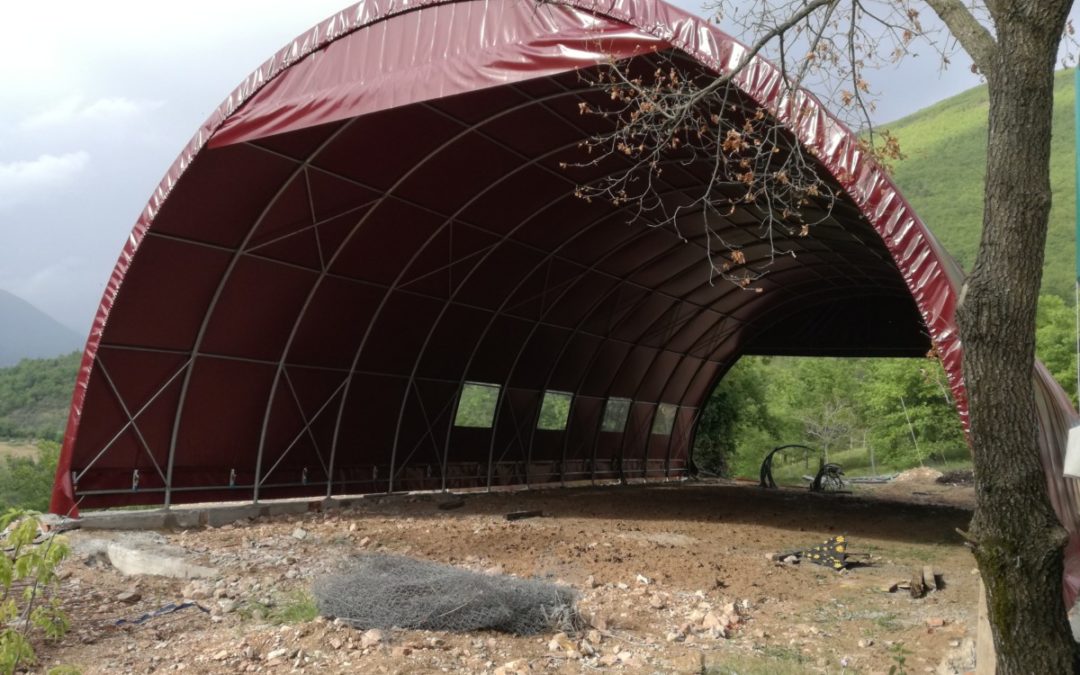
[313,553,579,635]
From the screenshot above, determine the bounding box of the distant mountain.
[884,69,1076,302]
[0,290,83,367]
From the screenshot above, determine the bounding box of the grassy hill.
[884,69,1076,301]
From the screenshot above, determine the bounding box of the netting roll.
[313,553,580,635]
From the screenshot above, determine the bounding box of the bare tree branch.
[636,0,837,124]
[923,0,998,71]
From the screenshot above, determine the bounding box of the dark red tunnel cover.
[49,0,1080,604]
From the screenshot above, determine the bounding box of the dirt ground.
[38,477,978,674]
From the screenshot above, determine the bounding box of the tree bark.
[954,2,1080,671]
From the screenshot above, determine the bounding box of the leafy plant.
[888,642,910,675]
[242,589,318,625]
[702,354,970,481]
[0,509,74,675]
[0,441,62,512]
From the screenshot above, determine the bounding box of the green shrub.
[0,441,61,513]
[0,510,74,674]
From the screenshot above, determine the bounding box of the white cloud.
[0,152,90,208]
[20,96,162,131]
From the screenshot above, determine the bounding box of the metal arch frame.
[602,254,918,479]
[81,248,913,497]
[255,371,348,487]
[650,277,807,479]
[378,148,702,491]
[507,273,673,485]
[426,146,749,491]
[386,379,463,487]
[608,297,725,481]
[652,285,827,483]
[129,231,743,360]
[504,207,853,480]
[633,286,777,481]
[73,355,191,487]
[503,232,906,488]
[659,346,721,478]
[580,289,727,483]
[481,259,658,487]
[319,85,768,494]
[237,88,601,502]
[320,131,652,494]
[225,61,885,501]
[614,327,706,482]
[477,186,746,488]
[486,74,767,487]
[676,284,927,474]
[508,239,806,485]
[124,68,920,508]
[318,131,630,493]
[494,72,902,485]
[82,227,903,498]
[507,231,711,486]
[93,359,168,487]
[433,189,701,491]
[59,0,973,511]
[551,256,904,485]
[521,256,721,483]
[160,118,362,508]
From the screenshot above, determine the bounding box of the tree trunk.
[955,3,1080,671]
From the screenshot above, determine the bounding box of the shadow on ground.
[360,480,972,548]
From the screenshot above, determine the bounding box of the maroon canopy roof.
[50,3,1079,599]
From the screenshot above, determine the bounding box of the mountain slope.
[0,290,83,367]
[884,69,1076,301]
[0,352,79,441]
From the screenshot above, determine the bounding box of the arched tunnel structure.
[50,0,1080,585]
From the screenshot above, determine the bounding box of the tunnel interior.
[51,0,940,513]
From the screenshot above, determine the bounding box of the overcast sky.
[0,0,1049,334]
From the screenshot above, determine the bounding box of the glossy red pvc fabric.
[50,0,1080,601]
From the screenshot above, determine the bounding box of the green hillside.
[0,352,80,442]
[884,69,1076,301]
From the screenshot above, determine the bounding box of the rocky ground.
[34,477,978,674]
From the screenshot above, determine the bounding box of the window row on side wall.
[451,382,678,435]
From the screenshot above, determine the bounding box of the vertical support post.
[899,395,922,466]
[441,387,461,493]
[1074,66,1080,400]
[485,386,506,491]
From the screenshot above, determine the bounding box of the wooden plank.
[922,565,936,592]
[976,579,997,674]
[505,510,543,521]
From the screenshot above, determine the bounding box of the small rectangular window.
[601,397,632,432]
[652,403,677,436]
[537,390,573,430]
[454,382,501,428]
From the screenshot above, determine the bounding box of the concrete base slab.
[68,531,218,579]
[106,541,218,579]
[73,497,327,531]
